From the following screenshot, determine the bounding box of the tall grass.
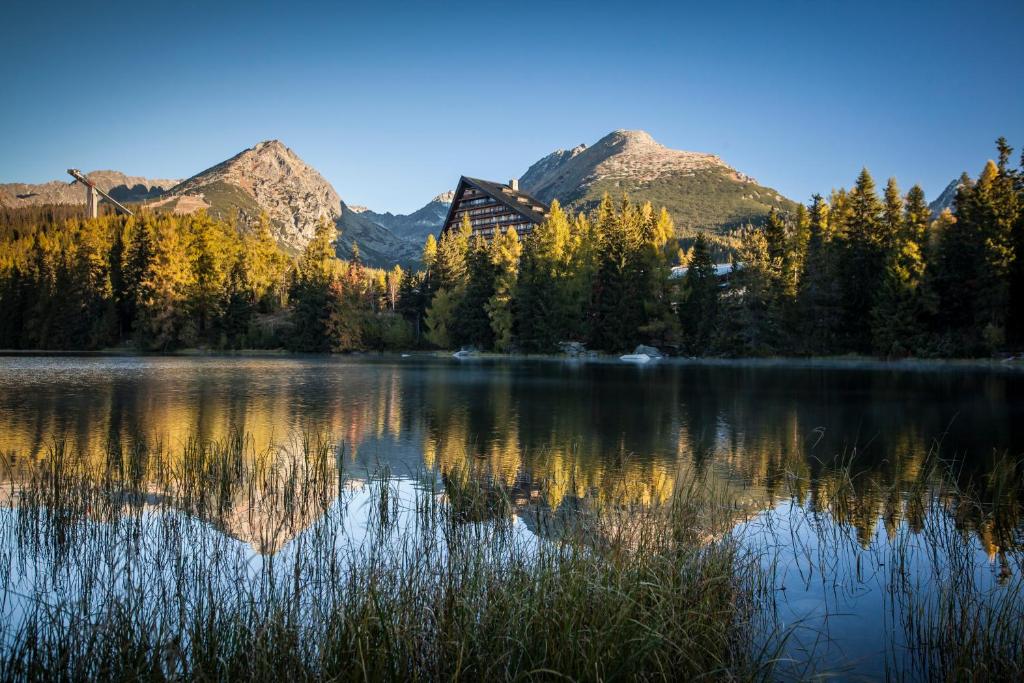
[2,434,1023,680]
[0,434,779,681]
[765,449,1024,680]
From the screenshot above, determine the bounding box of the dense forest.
[1,139,1021,357]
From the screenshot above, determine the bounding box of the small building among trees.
[440,177,550,240]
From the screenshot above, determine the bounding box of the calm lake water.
[1,355,1022,678]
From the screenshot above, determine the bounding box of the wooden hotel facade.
[440,177,550,240]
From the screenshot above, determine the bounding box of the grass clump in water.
[0,434,777,681]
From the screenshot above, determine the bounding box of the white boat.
[619,353,652,363]
[452,349,479,359]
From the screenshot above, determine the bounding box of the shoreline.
[1,347,1022,373]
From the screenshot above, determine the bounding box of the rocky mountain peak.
[431,190,455,204]
[600,129,657,147]
[165,140,342,251]
[929,178,962,217]
[520,129,793,231]
[521,129,730,207]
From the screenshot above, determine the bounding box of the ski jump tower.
[66,168,134,218]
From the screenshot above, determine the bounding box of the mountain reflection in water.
[1,355,1021,552]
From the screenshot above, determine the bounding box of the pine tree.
[872,185,927,356]
[588,195,644,351]
[288,217,338,352]
[678,233,718,354]
[881,178,903,253]
[135,214,193,350]
[221,253,256,348]
[797,195,842,354]
[246,215,289,312]
[715,229,777,355]
[124,215,155,344]
[637,203,677,346]
[433,215,471,292]
[187,214,227,343]
[516,201,577,352]
[452,235,496,349]
[486,227,521,352]
[424,287,456,348]
[838,168,885,352]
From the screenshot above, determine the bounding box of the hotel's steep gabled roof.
[441,176,551,233]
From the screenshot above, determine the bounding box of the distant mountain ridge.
[520,130,798,232]
[928,178,961,217]
[154,140,342,252]
[9,130,915,267]
[0,171,178,208]
[352,130,802,246]
[357,191,454,245]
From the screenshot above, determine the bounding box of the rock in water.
[633,345,664,358]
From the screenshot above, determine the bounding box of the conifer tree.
[716,229,777,355]
[135,215,194,350]
[452,235,496,349]
[288,217,338,352]
[486,227,521,352]
[433,214,471,292]
[637,203,677,345]
[588,195,644,351]
[221,253,256,348]
[516,201,579,351]
[246,215,289,312]
[838,168,885,351]
[187,214,228,343]
[678,233,718,354]
[424,287,456,348]
[872,185,927,356]
[798,195,842,354]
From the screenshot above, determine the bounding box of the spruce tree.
[838,168,885,352]
[452,235,496,349]
[588,195,644,351]
[715,229,777,355]
[798,195,842,354]
[486,227,521,352]
[872,185,927,356]
[678,233,718,354]
[637,203,677,346]
[516,202,571,352]
[288,217,337,352]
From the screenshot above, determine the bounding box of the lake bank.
[2,346,1023,373]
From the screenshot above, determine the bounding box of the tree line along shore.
[1,139,1021,358]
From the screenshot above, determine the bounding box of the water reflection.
[1,356,1022,548]
[2,356,1023,678]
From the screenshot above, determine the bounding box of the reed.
[0,434,777,681]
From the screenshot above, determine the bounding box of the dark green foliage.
[588,196,646,351]
[678,234,718,354]
[797,196,842,354]
[288,219,337,352]
[715,230,779,355]
[837,168,886,352]
[451,236,496,349]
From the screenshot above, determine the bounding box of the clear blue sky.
[2,0,1022,214]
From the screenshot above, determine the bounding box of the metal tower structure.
[67,169,134,218]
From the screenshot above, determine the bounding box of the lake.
[1,354,1022,678]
